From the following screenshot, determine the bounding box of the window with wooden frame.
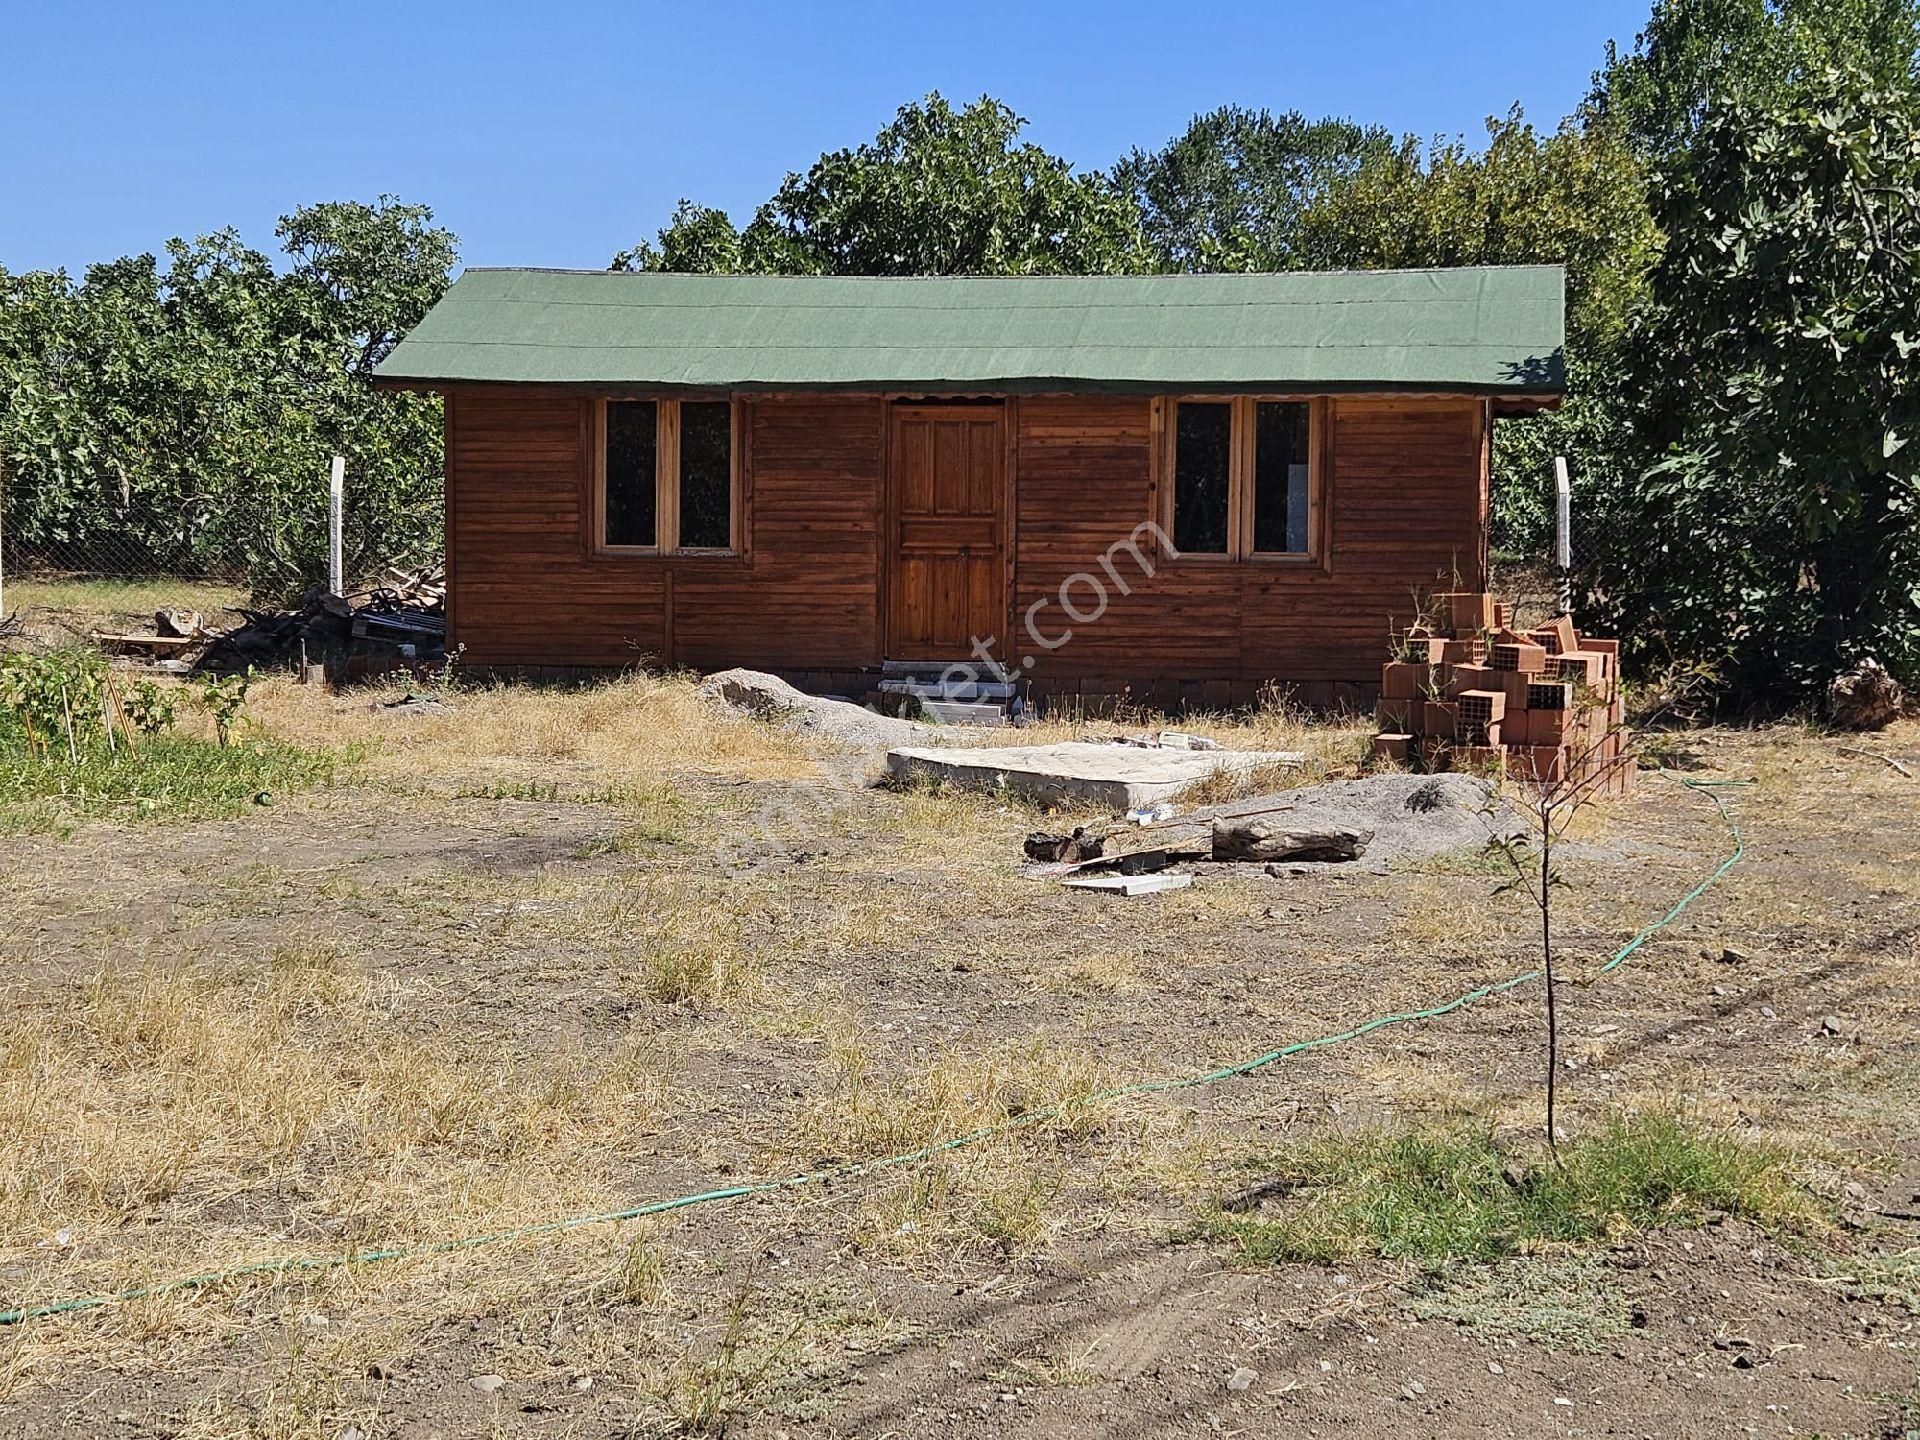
[593,398,740,553]
[1163,396,1323,560]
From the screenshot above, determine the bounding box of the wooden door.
[887,404,1007,659]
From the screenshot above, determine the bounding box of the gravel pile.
[1238,771,1518,870]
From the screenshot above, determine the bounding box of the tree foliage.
[610,201,743,275]
[0,198,454,595]
[1588,0,1920,159]
[1294,108,1658,357]
[1278,110,1660,556]
[613,94,1150,276]
[1582,67,1920,694]
[1113,107,1394,271]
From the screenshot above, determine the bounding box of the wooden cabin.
[374,266,1564,710]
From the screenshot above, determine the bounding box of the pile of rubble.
[1372,591,1632,796]
[101,565,448,681]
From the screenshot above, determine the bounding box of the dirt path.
[1,715,1917,1437]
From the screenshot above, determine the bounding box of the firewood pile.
[1371,591,1632,796]
[199,567,447,677]
[80,563,449,680]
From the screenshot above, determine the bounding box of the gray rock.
[702,668,932,749]
[1225,1366,1257,1392]
[470,1374,506,1393]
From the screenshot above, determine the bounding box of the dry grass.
[247,670,824,792]
[1016,699,1374,789]
[1040,950,1152,997]
[1389,874,1513,951]
[2,674,1916,1434]
[778,1033,1122,1267]
[0,941,678,1347]
[639,1275,911,1434]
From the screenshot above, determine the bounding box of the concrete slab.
[1062,872,1195,896]
[885,741,1303,810]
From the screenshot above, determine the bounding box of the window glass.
[1253,401,1311,553]
[678,400,733,549]
[604,400,657,547]
[1172,401,1232,554]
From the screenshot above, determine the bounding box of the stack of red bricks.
[1370,592,1633,795]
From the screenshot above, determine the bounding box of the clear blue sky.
[5,1,1653,276]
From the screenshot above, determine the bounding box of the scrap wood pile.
[1021,771,1508,897]
[1373,591,1632,797]
[90,607,212,669]
[202,566,447,676]
[1023,797,1358,895]
[1025,797,1365,871]
[99,564,447,679]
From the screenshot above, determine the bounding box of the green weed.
[1828,1247,1920,1314]
[0,729,349,834]
[1195,1114,1818,1266]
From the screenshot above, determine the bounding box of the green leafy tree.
[1290,109,1660,556]
[611,201,745,274]
[1112,107,1394,271]
[1588,0,1920,159]
[612,94,1150,277]
[272,198,457,589]
[279,197,457,378]
[1295,108,1657,354]
[0,198,455,595]
[1583,66,1920,695]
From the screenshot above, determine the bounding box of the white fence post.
[328,455,345,596]
[1553,455,1572,616]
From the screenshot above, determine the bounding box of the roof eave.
[370,375,1567,400]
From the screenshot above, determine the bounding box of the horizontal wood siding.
[448,391,882,671]
[448,388,1485,688]
[451,392,664,666]
[673,397,883,669]
[1015,395,1486,690]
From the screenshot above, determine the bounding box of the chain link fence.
[1,529,253,648]
[1,461,442,645]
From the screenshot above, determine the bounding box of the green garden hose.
[0,774,1747,1327]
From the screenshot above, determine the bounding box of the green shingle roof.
[375,265,1565,395]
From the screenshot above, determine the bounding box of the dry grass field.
[0,666,1916,1438]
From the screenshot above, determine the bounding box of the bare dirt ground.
[1,671,1916,1439]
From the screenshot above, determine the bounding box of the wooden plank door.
[887,404,1007,659]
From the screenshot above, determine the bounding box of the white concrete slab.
[885,741,1304,810]
[1062,872,1195,896]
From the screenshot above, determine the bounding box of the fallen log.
[1211,818,1373,862]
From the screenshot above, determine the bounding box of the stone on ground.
[701,668,932,748]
